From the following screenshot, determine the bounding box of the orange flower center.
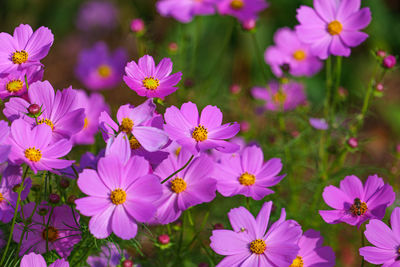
[290,256,304,267]
[42,226,59,242]
[239,172,256,186]
[25,147,42,162]
[12,50,28,64]
[192,125,208,142]
[249,239,266,254]
[110,188,126,205]
[97,64,112,78]
[350,198,368,216]
[142,77,160,90]
[38,118,54,131]
[230,0,244,10]
[170,178,187,193]
[293,50,306,61]
[327,20,343,35]
[120,118,133,133]
[6,80,23,92]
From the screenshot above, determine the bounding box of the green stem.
[324,57,333,119]
[16,201,39,255]
[161,155,194,184]
[331,56,342,118]
[45,206,55,253]
[0,166,29,265]
[251,32,269,82]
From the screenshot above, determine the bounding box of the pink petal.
[75,196,110,216]
[24,26,53,61]
[125,60,146,81]
[154,57,173,79]
[228,207,258,239]
[13,24,33,49]
[241,145,263,175]
[200,105,222,130]
[88,205,114,238]
[314,0,337,22]
[181,102,199,126]
[138,55,155,76]
[210,230,250,255]
[339,175,363,200]
[111,205,138,239]
[342,8,372,31]
[322,185,352,209]
[97,155,123,189]
[340,30,368,47]
[77,169,110,197]
[132,126,169,152]
[255,201,272,237]
[364,219,398,249]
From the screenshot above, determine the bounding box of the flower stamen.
[120,118,133,133]
[192,125,208,142]
[170,178,187,193]
[350,198,368,216]
[290,256,304,267]
[97,64,112,78]
[110,189,126,205]
[12,50,28,64]
[327,20,343,35]
[142,77,160,90]
[249,239,266,254]
[239,172,256,186]
[6,80,23,93]
[129,135,141,150]
[38,118,54,131]
[230,0,245,10]
[42,226,59,242]
[293,50,306,61]
[25,147,42,162]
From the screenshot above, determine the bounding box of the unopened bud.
[60,178,70,189]
[347,137,358,149]
[38,207,48,216]
[130,19,145,34]
[168,42,178,53]
[242,19,256,31]
[49,193,60,204]
[28,104,40,115]
[213,223,224,230]
[158,234,170,244]
[376,50,386,58]
[122,259,134,267]
[230,84,241,94]
[383,55,396,69]
[375,83,384,92]
[67,195,77,205]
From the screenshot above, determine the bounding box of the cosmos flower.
[0,65,43,100]
[75,154,162,239]
[156,0,219,23]
[123,55,182,98]
[99,100,169,152]
[72,90,110,145]
[0,24,53,74]
[265,27,323,77]
[86,242,129,267]
[217,0,268,24]
[290,229,335,267]
[213,145,285,200]
[76,0,118,32]
[3,81,85,143]
[0,164,31,223]
[0,120,11,163]
[210,201,302,266]
[75,42,127,91]
[21,253,69,267]
[164,102,240,155]
[309,118,329,130]
[252,81,306,112]
[295,0,372,59]
[359,207,400,266]
[13,203,81,258]
[319,174,395,227]
[152,150,216,224]
[8,119,74,174]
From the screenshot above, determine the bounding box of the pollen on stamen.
[249,239,266,254]
[290,256,304,267]
[142,77,160,90]
[327,20,343,35]
[12,50,28,64]
[83,118,89,129]
[25,147,42,162]
[110,188,127,205]
[239,172,256,186]
[230,0,245,10]
[0,192,4,202]
[97,64,112,78]
[129,135,141,150]
[6,80,23,93]
[273,91,287,104]
[38,118,54,131]
[192,125,208,142]
[170,178,187,194]
[120,118,134,133]
[350,198,368,216]
[293,50,306,61]
[42,226,59,242]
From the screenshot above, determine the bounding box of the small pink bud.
[242,19,256,31]
[291,131,300,138]
[230,84,241,94]
[240,121,250,132]
[130,19,145,33]
[213,223,224,230]
[383,55,396,69]
[338,87,348,98]
[376,50,386,58]
[168,42,178,53]
[28,104,40,115]
[396,144,400,154]
[122,259,134,267]
[375,83,384,92]
[158,234,170,244]
[49,193,60,204]
[347,137,358,148]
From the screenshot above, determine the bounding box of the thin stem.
[324,57,333,119]
[45,206,55,253]
[24,75,29,90]
[161,155,194,184]
[16,201,39,255]
[331,56,342,118]
[0,166,29,265]
[251,32,269,82]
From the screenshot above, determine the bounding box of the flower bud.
[60,178,70,189]
[240,121,250,132]
[49,193,60,204]
[168,42,178,53]
[375,83,384,92]
[130,19,145,34]
[158,234,170,244]
[347,137,358,149]
[213,223,224,230]
[242,19,256,31]
[122,259,134,267]
[230,84,241,94]
[67,195,77,205]
[28,104,40,115]
[198,263,209,267]
[12,184,21,192]
[376,50,386,58]
[383,55,396,69]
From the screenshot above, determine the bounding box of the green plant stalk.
[161,155,194,184]
[251,32,270,83]
[324,56,333,119]
[0,166,29,265]
[16,201,39,255]
[331,56,342,119]
[45,206,55,253]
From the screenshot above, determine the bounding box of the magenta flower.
[14,203,81,257]
[164,102,240,155]
[0,165,31,223]
[123,55,182,98]
[156,0,219,23]
[8,119,74,174]
[152,150,216,224]
[217,0,268,24]
[213,145,284,200]
[319,174,395,227]
[99,100,169,152]
[0,120,11,163]
[4,81,85,143]
[87,242,129,267]
[295,0,372,59]
[0,24,53,74]
[0,66,43,99]
[265,27,323,77]
[21,253,69,267]
[75,154,162,239]
[252,81,306,112]
[210,201,302,266]
[309,118,329,130]
[290,229,335,266]
[72,90,110,145]
[359,207,400,266]
[76,42,127,91]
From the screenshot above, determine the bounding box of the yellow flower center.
[0,192,4,202]
[290,256,304,267]
[175,147,181,156]
[350,198,368,216]
[6,80,23,93]
[230,0,244,10]
[293,50,306,61]
[42,226,59,242]
[110,188,126,205]
[273,91,287,104]
[12,50,28,64]
[239,172,256,186]
[129,135,141,150]
[25,147,42,162]
[170,178,187,193]
[83,118,89,129]
[192,125,208,142]
[249,239,266,254]
[38,118,54,131]
[97,64,112,78]
[327,20,343,35]
[120,118,133,133]
[142,77,160,90]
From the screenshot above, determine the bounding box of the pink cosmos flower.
[295,0,372,59]
[0,66,43,100]
[99,100,169,152]
[210,201,302,266]
[290,229,335,266]
[3,81,85,143]
[72,90,110,145]
[213,145,284,200]
[319,174,395,227]
[217,0,268,24]
[14,203,81,257]
[76,42,127,91]
[123,55,182,98]
[75,154,162,239]
[152,150,216,224]
[156,0,219,23]
[164,102,240,155]
[20,252,69,267]
[87,242,129,267]
[0,24,53,74]
[252,81,306,112]
[0,165,31,223]
[8,119,74,174]
[265,27,323,77]
[359,207,400,266]
[0,120,11,163]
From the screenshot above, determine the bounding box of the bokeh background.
[1,0,400,266]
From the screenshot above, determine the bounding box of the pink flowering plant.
[0,0,398,266]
